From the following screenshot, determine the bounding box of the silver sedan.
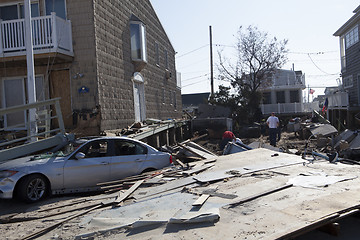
[0,137,172,202]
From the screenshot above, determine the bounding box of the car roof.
[75,136,146,145]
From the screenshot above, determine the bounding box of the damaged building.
[0,0,181,135]
[333,5,360,129]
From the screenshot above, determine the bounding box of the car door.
[63,140,111,189]
[110,139,148,181]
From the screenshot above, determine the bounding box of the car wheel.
[17,174,48,203]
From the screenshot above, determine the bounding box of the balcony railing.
[0,13,73,57]
[260,102,320,115]
[328,92,349,109]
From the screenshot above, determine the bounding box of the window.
[162,88,165,104]
[343,75,353,89]
[276,91,285,103]
[114,140,147,156]
[262,92,271,104]
[0,2,39,20]
[20,3,40,18]
[345,25,359,49]
[169,91,173,105]
[173,91,177,108]
[2,76,45,128]
[45,0,66,19]
[0,5,18,20]
[290,90,299,103]
[81,140,108,158]
[155,42,160,66]
[164,49,168,69]
[130,20,147,62]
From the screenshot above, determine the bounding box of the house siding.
[0,0,181,133]
[343,25,360,106]
[92,0,181,131]
[66,0,98,110]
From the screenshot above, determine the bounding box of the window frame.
[343,75,353,89]
[0,1,39,20]
[345,25,359,49]
[44,0,67,19]
[130,20,147,62]
[155,42,160,66]
[164,49,168,70]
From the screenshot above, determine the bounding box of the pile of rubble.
[3,143,360,239]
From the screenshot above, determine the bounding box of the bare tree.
[213,25,288,124]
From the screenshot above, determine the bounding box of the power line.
[182,73,209,83]
[182,79,209,88]
[289,50,337,55]
[176,44,209,59]
[307,53,339,75]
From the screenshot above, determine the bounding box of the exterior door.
[3,79,26,128]
[133,73,146,122]
[49,70,72,128]
[134,82,142,122]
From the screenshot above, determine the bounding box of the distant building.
[333,4,360,128]
[182,92,210,115]
[259,69,318,115]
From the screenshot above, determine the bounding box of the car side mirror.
[75,152,85,160]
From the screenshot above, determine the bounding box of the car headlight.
[0,170,18,178]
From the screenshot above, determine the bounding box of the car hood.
[0,154,66,171]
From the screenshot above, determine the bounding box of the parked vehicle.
[0,137,172,202]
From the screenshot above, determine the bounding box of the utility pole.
[24,0,38,141]
[209,26,214,97]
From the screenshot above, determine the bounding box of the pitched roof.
[334,5,360,36]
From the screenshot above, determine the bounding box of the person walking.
[266,112,279,147]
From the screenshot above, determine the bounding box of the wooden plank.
[227,184,293,208]
[182,164,214,176]
[115,179,144,205]
[22,204,103,240]
[134,177,197,200]
[175,158,187,168]
[192,194,210,206]
[178,143,207,159]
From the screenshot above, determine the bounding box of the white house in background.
[259,69,319,115]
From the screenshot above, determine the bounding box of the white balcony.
[0,13,73,58]
[260,102,320,115]
[328,92,349,109]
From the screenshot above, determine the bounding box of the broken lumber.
[192,194,210,206]
[22,204,104,240]
[178,142,207,159]
[115,179,144,205]
[226,184,293,208]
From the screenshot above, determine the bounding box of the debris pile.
[3,145,360,239]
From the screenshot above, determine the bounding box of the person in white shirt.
[266,112,279,146]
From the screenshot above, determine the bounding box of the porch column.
[0,19,3,55]
[24,0,38,141]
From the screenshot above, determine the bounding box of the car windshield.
[30,142,79,161]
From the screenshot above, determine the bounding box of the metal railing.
[0,13,73,56]
[0,98,65,148]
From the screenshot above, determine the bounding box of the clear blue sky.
[150,0,357,100]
